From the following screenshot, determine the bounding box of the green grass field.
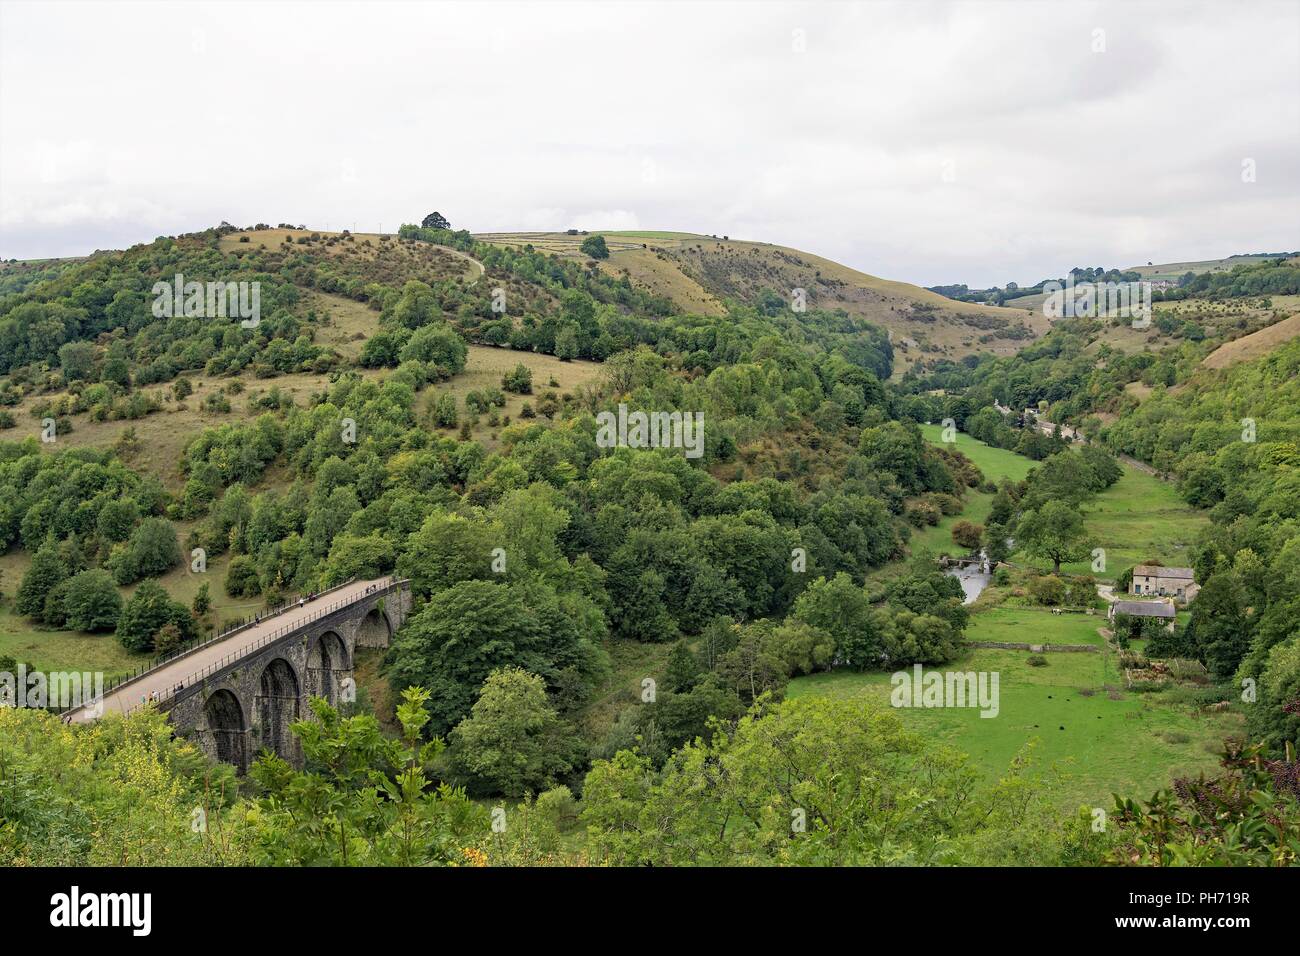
[788,644,1240,812]
[901,491,993,560]
[966,605,1109,647]
[0,604,138,676]
[919,424,1036,482]
[919,424,1207,581]
[1055,466,1208,578]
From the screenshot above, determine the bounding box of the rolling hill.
[475,230,1046,376]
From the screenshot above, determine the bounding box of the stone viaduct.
[68,577,412,774]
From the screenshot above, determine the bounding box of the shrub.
[1027,574,1067,606]
[579,235,610,259]
[225,556,262,597]
[1026,654,1048,667]
[399,324,467,373]
[906,501,941,527]
[502,364,533,395]
[951,520,983,550]
[432,393,458,428]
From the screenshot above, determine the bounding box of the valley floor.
[795,426,1229,813]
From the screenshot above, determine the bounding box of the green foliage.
[246,687,487,866]
[224,555,262,597]
[110,516,180,585]
[114,579,194,653]
[1246,638,1300,752]
[1016,499,1093,574]
[15,538,67,620]
[1107,742,1300,866]
[431,392,458,428]
[581,696,1093,865]
[398,323,467,372]
[61,569,123,632]
[445,667,584,797]
[501,363,533,394]
[579,235,610,260]
[0,706,243,866]
[385,580,602,736]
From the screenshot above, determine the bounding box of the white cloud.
[1,0,1296,287]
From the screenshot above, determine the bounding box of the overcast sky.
[2,0,1298,287]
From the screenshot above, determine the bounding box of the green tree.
[1016,500,1093,574]
[432,393,458,428]
[579,235,610,259]
[501,363,533,394]
[445,668,584,797]
[397,511,500,599]
[390,280,441,329]
[111,517,180,585]
[58,340,96,382]
[399,323,467,373]
[1187,571,1251,678]
[247,687,487,866]
[95,497,139,544]
[581,696,1083,866]
[15,539,66,620]
[62,569,123,632]
[385,580,597,735]
[321,533,396,587]
[224,555,261,597]
[192,581,212,616]
[791,572,876,666]
[554,324,579,361]
[115,580,194,653]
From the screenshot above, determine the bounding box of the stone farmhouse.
[1130,565,1199,604]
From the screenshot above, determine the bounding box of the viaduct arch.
[67,578,411,774]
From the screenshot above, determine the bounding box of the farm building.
[1109,599,1176,632]
[1130,565,1199,604]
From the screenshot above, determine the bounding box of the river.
[947,552,992,604]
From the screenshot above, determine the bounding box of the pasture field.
[918,425,1207,581]
[1054,467,1207,578]
[966,605,1109,647]
[1128,254,1283,281]
[0,546,266,676]
[918,423,1036,482]
[0,603,137,677]
[788,642,1240,812]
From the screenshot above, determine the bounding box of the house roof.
[1133,565,1194,580]
[1114,600,1176,618]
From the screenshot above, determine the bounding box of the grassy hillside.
[1128,253,1294,281]
[218,227,482,284]
[1200,309,1300,369]
[475,231,1046,375]
[918,423,1037,482]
